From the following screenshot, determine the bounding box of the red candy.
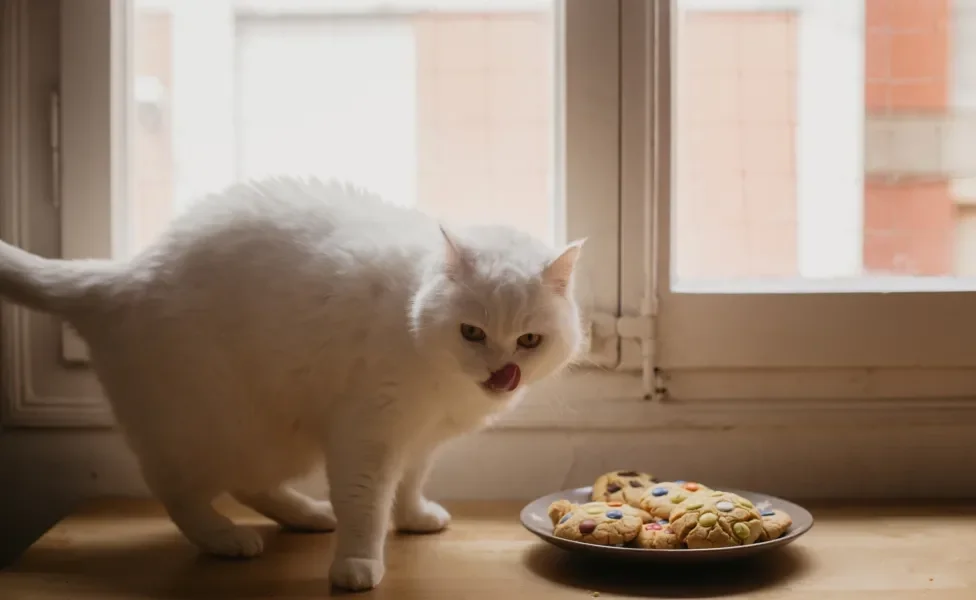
[646,523,663,531]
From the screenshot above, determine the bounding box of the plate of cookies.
[520,470,813,563]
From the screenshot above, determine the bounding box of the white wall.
[10,420,976,565]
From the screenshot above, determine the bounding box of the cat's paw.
[279,499,337,532]
[195,526,264,558]
[396,499,452,534]
[330,556,385,591]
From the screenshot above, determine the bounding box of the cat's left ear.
[439,224,473,280]
[542,238,586,296]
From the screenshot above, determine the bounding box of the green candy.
[670,493,686,504]
[685,502,704,510]
[733,522,751,540]
[698,513,718,527]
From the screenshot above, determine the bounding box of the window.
[3,0,630,427]
[659,0,976,402]
[5,0,976,434]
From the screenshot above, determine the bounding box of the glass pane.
[126,0,557,256]
[672,0,976,291]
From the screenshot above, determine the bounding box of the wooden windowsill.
[2,497,975,598]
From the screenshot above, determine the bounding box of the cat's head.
[409,225,586,399]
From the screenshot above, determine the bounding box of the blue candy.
[606,509,624,520]
[651,487,668,497]
[559,513,571,524]
[761,509,775,517]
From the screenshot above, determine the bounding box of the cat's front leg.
[326,439,401,592]
[394,450,451,534]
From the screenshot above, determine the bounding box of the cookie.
[669,490,763,549]
[632,519,682,549]
[548,500,645,546]
[592,470,659,507]
[757,508,793,541]
[638,480,711,519]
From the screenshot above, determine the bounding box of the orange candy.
[683,482,700,491]
[607,501,623,507]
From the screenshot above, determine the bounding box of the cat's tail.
[0,239,122,315]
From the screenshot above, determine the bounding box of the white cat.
[0,177,586,591]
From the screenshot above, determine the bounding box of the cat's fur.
[0,177,585,591]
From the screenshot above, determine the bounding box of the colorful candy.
[698,513,718,527]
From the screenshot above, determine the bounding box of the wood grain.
[2,497,976,598]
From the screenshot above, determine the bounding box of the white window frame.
[2,0,638,428]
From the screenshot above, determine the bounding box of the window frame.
[2,0,637,428]
[653,0,976,403]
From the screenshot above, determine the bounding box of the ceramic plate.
[520,486,814,563]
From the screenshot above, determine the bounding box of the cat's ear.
[542,238,585,296]
[439,224,473,280]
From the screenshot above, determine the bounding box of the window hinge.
[49,88,61,209]
[587,308,667,401]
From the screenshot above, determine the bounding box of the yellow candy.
[670,493,686,504]
[733,522,751,540]
[698,513,718,527]
[685,502,704,510]
[586,506,603,515]
[738,498,754,508]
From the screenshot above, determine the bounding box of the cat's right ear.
[439,225,472,280]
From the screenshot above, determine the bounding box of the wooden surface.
[3,498,976,599]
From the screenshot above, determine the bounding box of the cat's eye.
[517,333,543,349]
[460,323,487,343]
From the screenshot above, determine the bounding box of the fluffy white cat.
[0,177,586,591]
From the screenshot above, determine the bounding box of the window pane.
[126,0,557,255]
[673,0,976,291]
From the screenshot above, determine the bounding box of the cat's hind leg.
[234,486,337,532]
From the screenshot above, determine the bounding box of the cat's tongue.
[483,363,521,393]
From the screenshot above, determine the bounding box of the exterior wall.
[128,10,554,253]
[414,13,553,243]
[863,0,953,276]
[674,1,970,281]
[674,12,799,279]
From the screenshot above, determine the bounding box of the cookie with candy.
[548,500,648,546]
[631,519,682,549]
[591,470,659,507]
[669,490,764,549]
[757,507,793,541]
[638,480,711,520]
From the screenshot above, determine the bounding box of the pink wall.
[675,12,799,280]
